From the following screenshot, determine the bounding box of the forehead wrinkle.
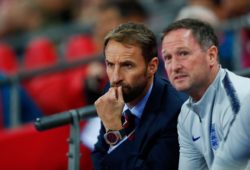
[162,30,196,52]
[105,48,136,62]
[105,43,141,63]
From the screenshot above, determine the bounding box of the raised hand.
[94,86,125,131]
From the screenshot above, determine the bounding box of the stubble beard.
[122,80,148,103]
[123,69,149,103]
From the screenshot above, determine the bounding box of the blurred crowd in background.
[0,0,249,168]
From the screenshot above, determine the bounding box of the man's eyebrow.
[121,59,134,63]
[161,49,170,56]
[105,58,112,62]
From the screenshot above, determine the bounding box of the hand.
[94,86,125,131]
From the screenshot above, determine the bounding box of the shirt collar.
[123,82,153,119]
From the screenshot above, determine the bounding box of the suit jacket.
[92,76,187,170]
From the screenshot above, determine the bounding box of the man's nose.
[171,57,182,72]
[111,66,122,86]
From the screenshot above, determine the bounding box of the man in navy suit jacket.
[92,22,186,170]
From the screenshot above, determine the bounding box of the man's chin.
[123,94,133,103]
[174,85,189,92]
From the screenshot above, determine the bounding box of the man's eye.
[163,55,172,62]
[122,62,134,69]
[179,51,188,56]
[125,64,132,68]
[166,55,171,61]
[106,63,114,69]
[106,62,113,67]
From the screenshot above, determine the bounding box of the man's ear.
[207,45,218,65]
[148,57,158,75]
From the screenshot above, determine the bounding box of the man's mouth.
[173,74,187,81]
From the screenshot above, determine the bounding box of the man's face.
[161,29,214,99]
[105,40,154,103]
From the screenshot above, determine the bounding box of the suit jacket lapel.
[134,76,164,153]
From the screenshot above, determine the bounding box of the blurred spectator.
[76,0,104,26]
[186,0,226,20]
[92,0,148,53]
[221,0,250,69]
[33,0,78,27]
[176,5,219,28]
[222,0,250,19]
[183,0,248,21]
[0,0,43,37]
[0,0,78,37]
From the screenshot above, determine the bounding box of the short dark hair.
[104,22,158,63]
[161,18,219,50]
